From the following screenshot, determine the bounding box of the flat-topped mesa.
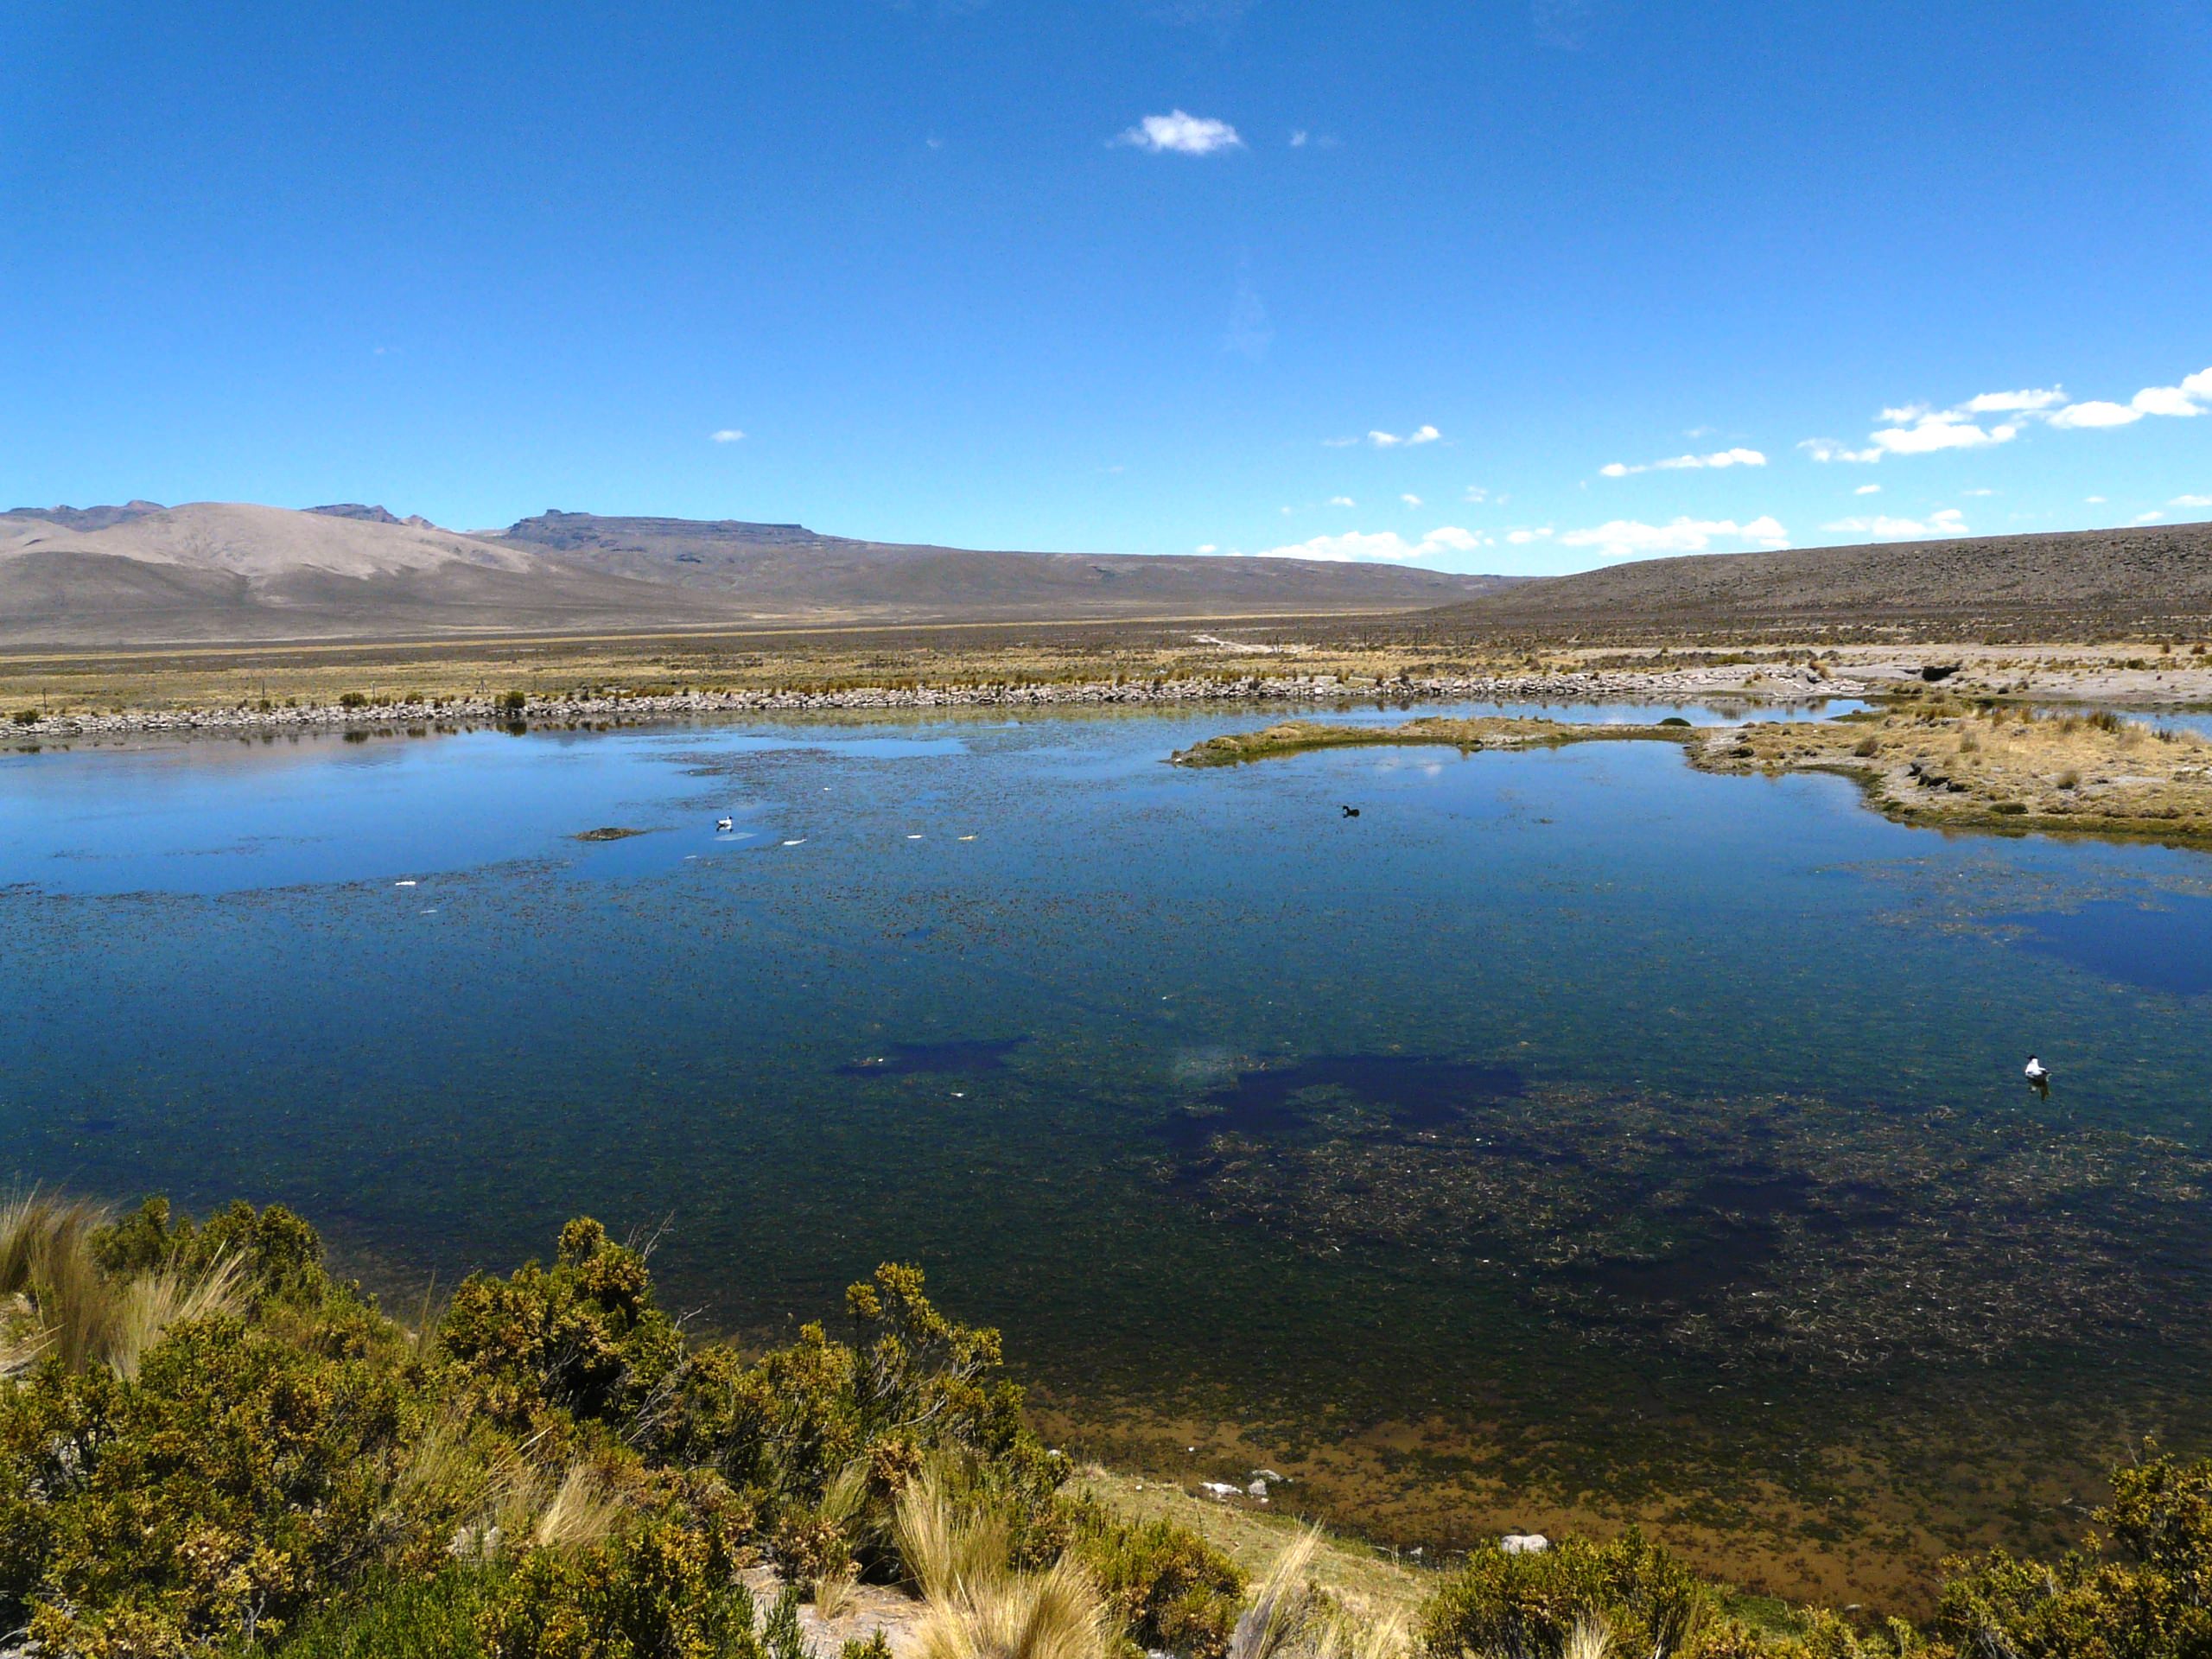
[1172,707,2212,848]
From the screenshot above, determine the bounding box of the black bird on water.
[1341,804,1361,818]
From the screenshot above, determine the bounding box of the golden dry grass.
[0,1192,248,1377]
[1693,704,2212,842]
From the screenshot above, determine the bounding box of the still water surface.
[2,702,2208,1604]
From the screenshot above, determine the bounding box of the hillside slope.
[495,510,1510,615]
[1411,522,2212,642]
[0,505,744,646]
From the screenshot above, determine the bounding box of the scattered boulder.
[1501,1533,1550,1554]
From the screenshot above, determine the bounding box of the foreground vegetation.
[3,1192,2210,1657]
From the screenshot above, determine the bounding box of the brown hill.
[496,510,1509,619]
[0,503,1513,648]
[1410,522,2212,643]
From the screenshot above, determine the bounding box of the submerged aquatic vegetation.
[1154,1067,2212,1372]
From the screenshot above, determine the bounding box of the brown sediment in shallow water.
[1171,706,2212,849]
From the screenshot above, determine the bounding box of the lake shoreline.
[0,663,1861,747]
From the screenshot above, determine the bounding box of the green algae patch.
[1168,715,1693,768]
[571,825,652,841]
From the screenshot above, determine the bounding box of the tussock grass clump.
[0,1191,248,1377]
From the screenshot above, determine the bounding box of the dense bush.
[1063,1500,1244,1659]
[0,1196,1245,1658]
[1415,1528,1711,1659]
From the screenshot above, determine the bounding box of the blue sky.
[3,0,2209,575]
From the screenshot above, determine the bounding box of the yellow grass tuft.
[912,1557,1109,1659]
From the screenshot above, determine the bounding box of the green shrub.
[3,1313,429,1655]
[1063,1499,1243,1659]
[338,692,369,709]
[439,1217,683,1434]
[477,1518,764,1659]
[1416,1529,1709,1659]
[263,1564,505,1658]
[501,690,529,712]
[1931,1450,2212,1658]
[11,708,40,725]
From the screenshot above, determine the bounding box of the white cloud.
[1195,543,1217,553]
[1115,111,1243,155]
[1961,487,1997,497]
[1854,484,1882,495]
[1799,438,1884,464]
[1401,493,1422,507]
[1556,515,1789,560]
[2131,385,2203,418]
[711,429,746,443]
[1329,496,1356,507]
[2047,400,2142,429]
[1320,435,1360,448]
[2085,495,2108,504]
[1603,447,1765,477]
[1872,414,2018,454]
[1961,387,2066,413]
[2134,512,2164,524]
[1368,424,1440,448]
[1257,525,1486,563]
[1464,485,1491,504]
[1799,364,2212,467]
[1289,130,1308,147]
[1506,526,1554,544]
[1821,508,1969,540]
[2171,494,2212,508]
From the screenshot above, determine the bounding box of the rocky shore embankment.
[7,663,1859,743]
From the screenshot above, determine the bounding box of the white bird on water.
[2025,1055,2050,1093]
[715,817,733,832]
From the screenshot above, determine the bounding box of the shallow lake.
[3,700,2208,1608]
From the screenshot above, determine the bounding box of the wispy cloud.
[2134,512,2164,524]
[1600,446,1765,478]
[1256,525,1484,563]
[1821,509,1969,540]
[1195,543,1218,553]
[711,429,746,443]
[1115,111,1243,155]
[1401,493,1422,507]
[1367,424,1440,448]
[1854,484,1881,495]
[1464,485,1491,504]
[1223,278,1272,359]
[1556,515,1789,560]
[1328,495,1356,507]
[2172,493,2212,508]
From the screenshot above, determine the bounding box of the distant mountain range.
[0,502,1514,647]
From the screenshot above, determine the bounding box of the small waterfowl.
[1341,804,1361,818]
[2025,1055,2050,1095]
[715,817,733,832]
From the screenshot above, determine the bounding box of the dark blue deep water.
[3,702,2207,1602]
